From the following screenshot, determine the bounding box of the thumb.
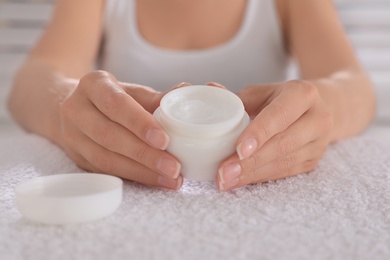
[236,84,280,118]
[119,82,163,113]
[166,82,192,92]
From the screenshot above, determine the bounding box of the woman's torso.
[100,0,289,92]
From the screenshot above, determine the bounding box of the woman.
[7,0,375,191]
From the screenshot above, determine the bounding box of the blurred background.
[0,0,389,136]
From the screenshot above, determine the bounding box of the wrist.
[308,70,375,141]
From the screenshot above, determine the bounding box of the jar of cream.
[153,85,250,181]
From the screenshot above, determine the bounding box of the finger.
[63,141,183,190]
[79,71,170,150]
[206,82,227,89]
[62,145,92,171]
[217,107,325,170]
[236,84,277,117]
[69,129,183,190]
[168,82,192,91]
[241,106,332,168]
[236,81,319,160]
[70,102,181,179]
[218,142,325,191]
[120,82,192,113]
[119,82,163,113]
[65,149,105,175]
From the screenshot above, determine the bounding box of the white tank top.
[100,0,289,92]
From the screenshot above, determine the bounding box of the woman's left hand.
[217,80,334,191]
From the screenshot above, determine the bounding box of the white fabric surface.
[1,128,390,260]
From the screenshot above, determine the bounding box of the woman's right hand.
[59,70,185,190]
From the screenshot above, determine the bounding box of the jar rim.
[158,85,245,137]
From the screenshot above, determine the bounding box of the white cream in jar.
[153,85,250,181]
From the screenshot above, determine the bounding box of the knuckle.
[135,146,149,164]
[101,89,124,115]
[94,122,115,147]
[259,125,273,141]
[277,134,295,155]
[288,80,318,102]
[78,72,96,90]
[273,103,290,127]
[278,153,294,170]
[243,153,260,169]
[298,80,319,101]
[80,70,113,84]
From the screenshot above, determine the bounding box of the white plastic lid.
[15,173,123,225]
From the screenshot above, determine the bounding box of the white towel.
[1,132,390,260]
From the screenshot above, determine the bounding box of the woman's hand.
[217,80,334,191]
[59,70,188,190]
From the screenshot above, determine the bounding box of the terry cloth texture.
[1,133,390,260]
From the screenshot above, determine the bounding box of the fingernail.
[220,178,240,191]
[173,82,191,89]
[158,175,182,190]
[206,82,225,89]
[157,157,181,178]
[237,137,258,160]
[146,128,169,150]
[218,162,241,184]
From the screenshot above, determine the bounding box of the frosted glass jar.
[153,85,250,181]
